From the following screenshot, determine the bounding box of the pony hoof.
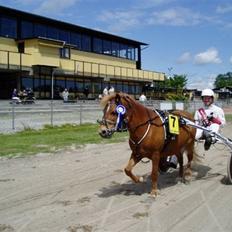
[138,176,144,182]
[150,189,159,197]
[184,175,192,183]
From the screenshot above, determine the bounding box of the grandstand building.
[0,5,164,99]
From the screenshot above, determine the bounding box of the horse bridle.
[97,102,126,136]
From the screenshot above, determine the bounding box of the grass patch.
[1,115,231,158]
[226,114,232,122]
[0,123,128,157]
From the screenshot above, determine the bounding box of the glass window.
[0,16,17,38]
[45,76,51,92]
[92,81,101,94]
[76,80,84,92]
[119,44,128,58]
[47,26,58,40]
[135,84,141,94]
[93,38,102,53]
[34,77,40,91]
[123,82,129,93]
[59,29,70,43]
[56,77,65,92]
[21,76,33,90]
[128,83,135,94]
[66,78,75,92]
[60,47,70,59]
[40,77,46,92]
[21,21,33,38]
[112,42,119,57]
[134,48,138,61]
[103,40,111,55]
[70,32,81,48]
[82,35,91,51]
[34,23,47,37]
[127,46,135,60]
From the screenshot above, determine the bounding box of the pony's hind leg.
[183,146,194,183]
[124,153,143,183]
[177,153,184,178]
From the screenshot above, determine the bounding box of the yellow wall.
[25,39,60,66]
[0,37,18,52]
[0,36,165,81]
[71,50,136,69]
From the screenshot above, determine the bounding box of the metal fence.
[0,98,231,134]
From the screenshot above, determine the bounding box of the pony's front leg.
[150,152,160,197]
[124,154,143,183]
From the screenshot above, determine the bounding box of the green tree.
[214,72,232,88]
[165,74,188,89]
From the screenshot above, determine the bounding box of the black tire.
[227,152,232,184]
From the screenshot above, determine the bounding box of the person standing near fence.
[108,86,115,95]
[62,88,69,102]
[139,93,147,102]
[103,87,109,97]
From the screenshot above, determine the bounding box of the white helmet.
[201,88,214,97]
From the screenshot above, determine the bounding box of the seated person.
[161,88,226,172]
[194,88,226,150]
[11,88,21,103]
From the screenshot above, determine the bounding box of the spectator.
[83,86,89,99]
[27,88,35,100]
[103,87,109,97]
[108,86,115,95]
[62,88,69,102]
[11,88,21,103]
[139,93,147,102]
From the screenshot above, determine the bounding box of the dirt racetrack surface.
[0,123,232,232]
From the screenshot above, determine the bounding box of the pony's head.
[98,92,133,138]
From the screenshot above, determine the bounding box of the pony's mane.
[100,92,136,108]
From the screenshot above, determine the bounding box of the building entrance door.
[0,72,18,99]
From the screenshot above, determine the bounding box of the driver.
[194,88,226,150]
[164,88,226,172]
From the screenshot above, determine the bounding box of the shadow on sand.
[96,162,227,198]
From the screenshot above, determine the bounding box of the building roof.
[0,5,148,47]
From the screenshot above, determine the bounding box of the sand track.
[0,124,232,232]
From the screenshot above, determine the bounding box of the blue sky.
[1,0,232,90]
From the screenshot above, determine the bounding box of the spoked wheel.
[227,152,232,184]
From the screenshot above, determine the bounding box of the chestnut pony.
[98,92,196,197]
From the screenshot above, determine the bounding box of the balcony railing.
[0,50,164,82]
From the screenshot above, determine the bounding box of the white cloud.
[177,52,191,64]
[35,0,79,14]
[187,74,216,90]
[98,10,142,33]
[194,48,222,65]
[216,4,232,14]
[230,56,232,64]
[148,7,201,26]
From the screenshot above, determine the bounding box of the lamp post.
[51,68,58,126]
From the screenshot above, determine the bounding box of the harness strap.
[154,109,167,140]
[130,123,151,145]
[129,109,165,146]
[198,108,210,127]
